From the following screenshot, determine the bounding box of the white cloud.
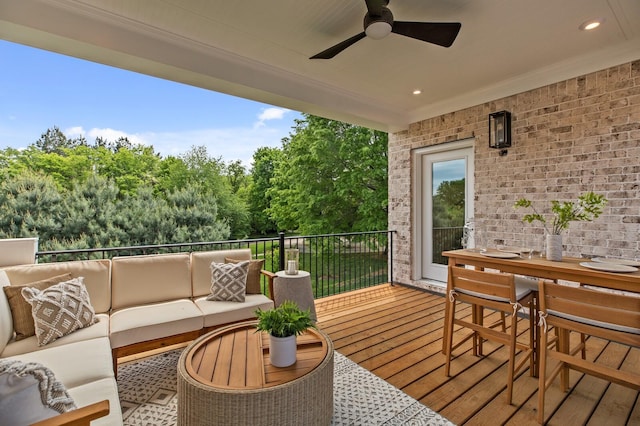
[65,126,149,147]
[63,123,293,169]
[254,107,290,128]
[145,127,285,168]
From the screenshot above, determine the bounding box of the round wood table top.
[183,321,330,390]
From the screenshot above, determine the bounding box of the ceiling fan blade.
[392,22,461,47]
[309,32,367,59]
[364,0,388,16]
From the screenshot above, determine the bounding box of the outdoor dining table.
[442,249,640,292]
[441,249,640,374]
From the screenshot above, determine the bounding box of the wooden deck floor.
[314,283,640,426]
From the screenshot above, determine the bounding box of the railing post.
[389,230,394,286]
[279,231,285,272]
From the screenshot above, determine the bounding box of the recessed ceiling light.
[413,89,422,95]
[579,18,605,31]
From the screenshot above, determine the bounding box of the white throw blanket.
[0,359,76,414]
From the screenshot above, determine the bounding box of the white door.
[414,141,474,283]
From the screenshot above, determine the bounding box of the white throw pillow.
[207,261,249,302]
[21,277,98,346]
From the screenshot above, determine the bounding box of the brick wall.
[389,60,640,289]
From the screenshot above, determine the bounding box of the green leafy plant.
[514,191,607,235]
[255,301,315,338]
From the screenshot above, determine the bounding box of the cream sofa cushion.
[3,337,114,389]
[1,260,112,314]
[67,377,123,426]
[1,314,109,358]
[191,249,252,297]
[111,253,191,310]
[226,258,265,294]
[109,300,203,349]
[195,294,274,328]
[0,272,13,354]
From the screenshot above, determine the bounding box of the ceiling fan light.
[366,21,392,39]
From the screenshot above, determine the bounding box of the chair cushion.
[21,277,98,346]
[207,261,249,302]
[226,258,264,294]
[111,253,191,310]
[1,260,112,314]
[67,378,123,426]
[109,299,203,349]
[3,337,114,389]
[457,278,532,303]
[190,249,252,297]
[548,309,640,335]
[3,273,73,341]
[195,294,274,328]
[1,314,109,358]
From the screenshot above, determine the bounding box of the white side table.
[274,270,317,321]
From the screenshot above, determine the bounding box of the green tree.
[247,147,281,235]
[432,178,465,227]
[179,146,249,239]
[225,160,248,194]
[34,126,85,154]
[99,145,161,196]
[166,186,230,243]
[267,115,388,234]
[59,174,124,248]
[0,171,63,245]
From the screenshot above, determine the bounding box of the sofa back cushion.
[0,260,111,314]
[111,253,191,310]
[191,249,252,298]
[0,271,13,354]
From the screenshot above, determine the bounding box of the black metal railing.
[432,226,464,265]
[36,231,394,299]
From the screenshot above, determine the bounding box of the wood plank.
[314,283,639,426]
[245,330,264,387]
[228,328,248,387]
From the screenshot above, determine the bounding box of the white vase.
[269,334,297,367]
[546,234,563,261]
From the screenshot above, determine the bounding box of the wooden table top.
[442,249,640,293]
[183,321,330,390]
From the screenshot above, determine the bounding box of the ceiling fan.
[310,0,461,59]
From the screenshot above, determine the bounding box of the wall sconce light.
[489,110,511,156]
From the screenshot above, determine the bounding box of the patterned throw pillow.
[21,277,98,346]
[207,261,249,302]
[225,258,265,294]
[3,273,73,341]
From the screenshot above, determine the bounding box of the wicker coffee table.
[177,321,333,426]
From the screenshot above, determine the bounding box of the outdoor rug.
[118,349,454,425]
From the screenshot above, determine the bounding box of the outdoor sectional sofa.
[0,249,275,425]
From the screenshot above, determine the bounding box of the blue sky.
[0,40,302,167]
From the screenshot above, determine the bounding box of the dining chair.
[536,280,640,424]
[444,265,536,405]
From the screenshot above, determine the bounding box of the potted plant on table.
[513,191,607,261]
[255,300,315,367]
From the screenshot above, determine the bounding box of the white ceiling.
[1,0,639,132]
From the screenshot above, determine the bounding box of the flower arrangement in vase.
[514,191,607,261]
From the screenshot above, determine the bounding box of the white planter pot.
[546,234,563,261]
[269,334,297,367]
